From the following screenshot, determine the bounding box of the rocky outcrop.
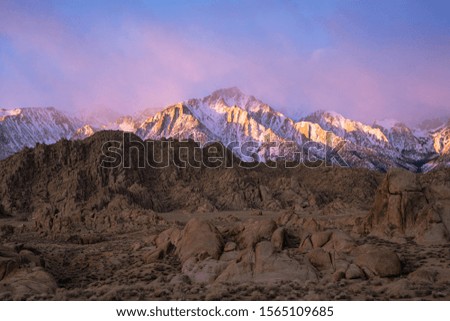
[176,218,224,264]
[0,244,57,300]
[146,217,405,286]
[236,219,277,249]
[216,241,319,283]
[0,131,382,236]
[148,218,321,284]
[368,168,450,244]
[353,245,401,277]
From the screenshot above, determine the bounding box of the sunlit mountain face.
[1,88,448,172]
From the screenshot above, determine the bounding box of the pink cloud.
[1,1,449,126]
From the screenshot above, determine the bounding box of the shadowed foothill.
[0,132,448,300]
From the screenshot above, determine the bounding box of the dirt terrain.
[0,131,449,300]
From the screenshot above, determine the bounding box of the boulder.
[345,264,365,279]
[144,241,174,263]
[368,169,449,244]
[324,230,355,253]
[237,219,277,248]
[353,246,401,277]
[255,241,275,260]
[298,236,313,253]
[303,218,320,232]
[223,242,237,252]
[176,218,223,263]
[219,250,239,262]
[0,245,57,299]
[306,248,333,271]
[0,267,57,299]
[215,241,318,284]
[271,227,286,250]
[215,249,255,283]
[155,227,182,248]
[253,241,318,282]
[417,222,449,245]
[181,257,228,283]
[408,268,437,284]
[387,168,420,194]
[311,231,332,248]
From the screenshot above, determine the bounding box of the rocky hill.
[0,131,381,233]
[0,132,448,300]
[0,131,448,245]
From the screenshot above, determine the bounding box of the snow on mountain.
[430,121,450,154]
[71,124,97,140]
[137,88,349,162]
[0,108,22,119]
[136,88,296,161]
[136,90,376,167]
[303,110,389,146]
[136,103,216,144]
[108,116,138,132]
[374,120,435,161]
[135,89,449,170]
[0,89,448,172]
[299,110,442,170]
[0,107,82,159]
[184,88,290,142]
[422,122,450,172]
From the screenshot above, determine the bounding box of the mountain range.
[0,87,449,172]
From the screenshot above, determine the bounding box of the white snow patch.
[0,108,22,119]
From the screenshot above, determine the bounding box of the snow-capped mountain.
[303,110,389,148]
[136,88,297,161]
[422,121,450,171]
[297,111,441,170]
[71,124,97,140]
[135,89,449,171]
[136,103,216,144]
[375,120,434,160]
[0,88,448,172]
[0,107,81,159]
[430,120,450,154]
[135,88,441,169]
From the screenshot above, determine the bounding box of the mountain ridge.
[0,88,449,172]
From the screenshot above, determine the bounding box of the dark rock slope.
[0,131,381,234]
[0,130,448,245]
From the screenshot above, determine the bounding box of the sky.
[1,0,449,124]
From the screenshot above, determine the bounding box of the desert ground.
[0,132,449,300]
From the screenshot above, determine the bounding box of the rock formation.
[0,132,448,300]
[369,168,450,244]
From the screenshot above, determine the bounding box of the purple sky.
[1,0,449,124]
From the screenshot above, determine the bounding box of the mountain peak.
[0,106,65,121]
[188,87,267,115]
[301,110,347,123]
[207,87,254,107]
